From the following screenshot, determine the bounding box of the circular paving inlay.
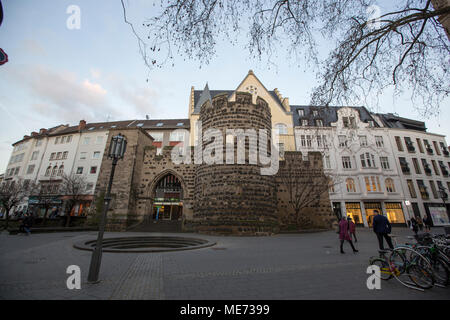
[73,236,216,253]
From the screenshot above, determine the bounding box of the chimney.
[39,128,47,134]
[23,135,30,140]
[78,120,87,130]
[31,132,38,136]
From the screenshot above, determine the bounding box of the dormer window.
[343,116,356,128]
[301,119,308,126]
[88,127,95,130]
[156,123,163,127]
[312,110,318,117]
[136,123,144,127]
[315,119,323,127]
[177,122,184,126]
[297,109,305,117]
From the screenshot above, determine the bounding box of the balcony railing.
[443,149,449,157]
[407,144,415,153]
[424,167,432,175]
[426,147,434,154]
[401,166,410,174]
[420,191,430,200]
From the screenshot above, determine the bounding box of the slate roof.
[375,113,426,131]
[290,105,379,127]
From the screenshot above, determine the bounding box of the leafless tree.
[59,173,88,227]
[123,0,450,115]
[278,152,337,228]
[30,181,59,226]
[0,179,33,230]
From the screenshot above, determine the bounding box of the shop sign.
[428,206,450,226]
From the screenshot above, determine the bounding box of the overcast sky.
[1,0,449,173]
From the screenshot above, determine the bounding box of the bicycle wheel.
[389,246,434,290]
[429,258,450,286]
[370,258,392,280]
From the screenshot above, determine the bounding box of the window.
[26,165,35,175]
[375,136,384,148]
[156,123,164,127]
[83,137,91,145]
[67,135,72,143]
[275,123,288,135]
[395,136,403,152]
[14,167,20,176]
[360,153,376,168]
[431,160,440,175]
[329,181,335,193]
[76,167,83,174]
[439,161,449,176]
[301,119,308,126]
[297,109,304,117]
[343,117,356,128]
[51,166,58,177]
[56,152,62,160]
[365,177,371,192]
[136,123,144,127]
[440,142,449,156]
[57,165,64,176]
[422,159,432,175]
[315,119,323,127]
[278,143,285,158]
[359,136,367,147]
[86,183,94,191]
[35,140,43,147]
[342,156,352,169]
[385,178,396,193]
[412,158,421,174]
[346,178,356,192]
[151,132,163,142]
[93,151,101,159]
[55,137,60,144]
[399,157,410,174]
[300,135,306,148]
[80,152,87,160]
[324,155,331,169]
[306,135,312,148]
[433,141,441,155]
[317,135,322,147]
[61,136,66,144]
[88,127,95,131]
[90,166,97,174]
[338,135,347,147]
[424,139,433,154]
[31,151,39,161]
[50,153,56,160]
[380,157,390,170]
[429,181,439,199]
[312,110,318,117]
[417,180,429,199]
[45,166,51,176]
[177,122,184,126]
[96,136,103,144]
[407,179,417,198]
[404,137,415,152]
[62,151,68,160]
[416,138,424,153]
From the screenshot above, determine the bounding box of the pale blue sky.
[0,0,449,172]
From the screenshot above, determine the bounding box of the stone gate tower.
[192,92,279,234]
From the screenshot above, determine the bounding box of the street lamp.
[88,133,127,283]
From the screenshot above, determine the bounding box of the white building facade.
[292,106,450,227]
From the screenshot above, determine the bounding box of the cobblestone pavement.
[0,227,449,300]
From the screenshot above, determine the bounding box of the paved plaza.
[0,227,449,300]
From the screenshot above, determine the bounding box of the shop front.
[364,202,382,227]
[152,200,183,221]
[424,203,450,226]
[385,202,406,226]
[28,196,63,218]
[345,202,364,225]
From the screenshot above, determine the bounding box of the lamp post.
[438,185,448,214]
[88,133,127,283]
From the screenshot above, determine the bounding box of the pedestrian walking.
[338,217,358,254]
[347,216,357,243]
[410,217,419,235]
[423,215,432,232]
[416,216,424,231]
[18,213,33,235]
[372,210,394,250]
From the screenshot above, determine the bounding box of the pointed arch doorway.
[151,173,183,222]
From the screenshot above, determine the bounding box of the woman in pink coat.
[339,217,358,254]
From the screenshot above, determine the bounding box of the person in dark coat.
[410,217,419,235]
[423,215,432,232]
[372,210,394,250]
[347,216,357,242]
[19,213,33,235]
[338,217,358,254]
[416,216,424,231]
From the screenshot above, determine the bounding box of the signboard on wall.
[428,206,450,226]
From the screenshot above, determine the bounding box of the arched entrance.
[151,173,183,222]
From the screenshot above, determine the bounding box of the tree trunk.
[2,207,10,230]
